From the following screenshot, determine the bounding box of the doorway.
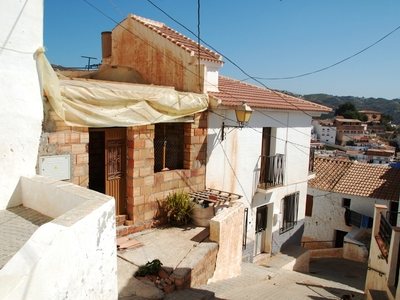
[334,230,347,248]
[89,128,127,215]
[255,205,268,255]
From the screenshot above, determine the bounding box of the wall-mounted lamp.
[221,102,253,140]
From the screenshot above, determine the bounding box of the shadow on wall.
[275,222,305,254]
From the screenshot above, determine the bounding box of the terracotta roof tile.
[209,76,331,112]
[130,15,223,64]
[309,157,400,201]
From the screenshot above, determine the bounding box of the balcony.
[258,154,285,189]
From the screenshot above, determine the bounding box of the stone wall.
[39,108,89,187]
[41,104,207,229]
[125,111,208,225]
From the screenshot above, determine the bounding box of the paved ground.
[0,206,52,269]
[117,227,368,300]
[199,258,367,300]
[118,226,211,299]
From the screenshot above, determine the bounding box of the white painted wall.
[203,61,221,92]
[312,120,336,144]
[207,108,313,256]
[0,176,118,300]
[304,187,390,243]
[0,0,44,209]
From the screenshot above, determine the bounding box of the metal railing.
[309,148,315,173]
[379,212,392,252]
[259,154,285,189]
[242,208,248,250]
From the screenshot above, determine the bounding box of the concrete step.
[367,289,390,300]
[116,215,127,226]
[164,288,215,300]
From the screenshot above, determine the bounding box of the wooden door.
[105,128,126,215]
[255,205,268,255]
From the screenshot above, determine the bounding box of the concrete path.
[199,258,366,300]
[118,226,212,299]
[0,206,52,269]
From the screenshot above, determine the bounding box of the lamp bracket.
[221,121,244,141]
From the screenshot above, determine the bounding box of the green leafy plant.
[135,259,163,277]
[165,190,194,226]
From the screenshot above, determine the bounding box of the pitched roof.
[209,76,331,112]
[129,14,223,64]
[309,157,400,201]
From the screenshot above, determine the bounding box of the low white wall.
[343,228,369,262]
[209,202,244,282]
[0,176,118,300]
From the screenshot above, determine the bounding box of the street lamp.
[221,102,253,141]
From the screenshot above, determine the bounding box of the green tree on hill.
[334,102,367,121]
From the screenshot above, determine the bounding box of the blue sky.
[44,0,400,99]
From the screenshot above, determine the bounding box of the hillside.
[302,94,400,124]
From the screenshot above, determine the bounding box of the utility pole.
[81,56,97,70]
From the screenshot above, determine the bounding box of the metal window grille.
[154,123,184,172]
[280,192,299,234]
[379,212,392,253]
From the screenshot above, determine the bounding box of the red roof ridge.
[130,14,222,63]
[211,75,331,112]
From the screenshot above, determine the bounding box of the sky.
[44,0,400,99]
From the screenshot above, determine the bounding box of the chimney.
[101,31,112,59]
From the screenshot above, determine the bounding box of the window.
[154,123,184,172]
[280,192,299,234]
[342,198,351,208]
[305,194,313,217]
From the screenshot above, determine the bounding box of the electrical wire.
[81,0,318,135]
[81,0,315,159]
[143,0,315,117]
[244,24,400,81]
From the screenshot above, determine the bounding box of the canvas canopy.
[35,49,208,127]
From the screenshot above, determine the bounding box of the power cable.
[82,0,317,135]
[243,24,400,81]
[81,0,315,158]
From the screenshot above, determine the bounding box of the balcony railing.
[259,154,285,189]
[379,212,392,255]
[309,148,315,173]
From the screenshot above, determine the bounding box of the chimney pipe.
[101,31,112,59]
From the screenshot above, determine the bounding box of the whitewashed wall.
[0,176,118,300]
[0,0,43,209]
[304,187,390,243]
[207,108,313,256]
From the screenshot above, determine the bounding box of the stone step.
[116,215,127,226]
[116,220,154,238]
[164,288,215,300]
[367,289,389,300]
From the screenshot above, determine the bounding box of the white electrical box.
[39,155,71,180]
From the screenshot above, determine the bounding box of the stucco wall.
[0,176,118,300]
[304,188,389,245]
[0,0,43,209]
[209,202,244,282]
[207,109,312,257]
[109,16,203,93]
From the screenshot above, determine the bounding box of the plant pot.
[192,204,214,227]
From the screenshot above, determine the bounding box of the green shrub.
[165,191,193,226]
[135,259,163,277]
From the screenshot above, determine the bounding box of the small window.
[154,123,184,172]
[305,194,313,217]
[280,192,299,234]
[342,198,351,208]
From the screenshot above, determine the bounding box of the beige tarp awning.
[36,49,208,127]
